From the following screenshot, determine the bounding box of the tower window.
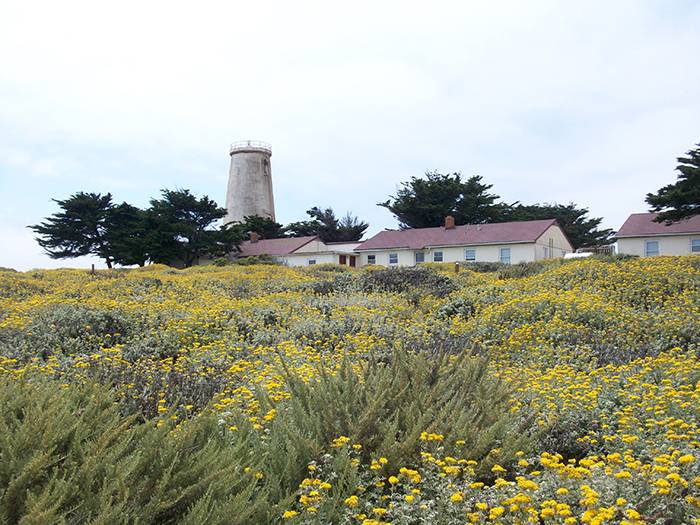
[263,159,269,176]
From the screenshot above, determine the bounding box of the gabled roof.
[238,236,319,257]
[615,213,700,238]
[356,219,564,251]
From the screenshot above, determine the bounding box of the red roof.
[238,236,318,257]
[615,213,700,238]
[356,219,564,251]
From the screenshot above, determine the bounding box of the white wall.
[360,242,549,267]
[617,235,700,257]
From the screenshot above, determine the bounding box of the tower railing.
[230,141,272,155]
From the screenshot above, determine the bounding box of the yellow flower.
[282,510,297,518]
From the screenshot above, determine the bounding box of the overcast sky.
[1,1,699,271]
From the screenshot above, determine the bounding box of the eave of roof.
[614,213,700,238]
[355,219,562,251]
[238,236,319,257]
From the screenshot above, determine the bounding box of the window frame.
[367,254,376,265]
[464,249,476,262]
[433,251,443,262]
[645,240,660,257]
[389,253,399,265]
[415,252,425,264]
[691,239,700,254]
[500,247,511,264]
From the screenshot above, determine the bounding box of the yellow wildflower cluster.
[2,257,700,523]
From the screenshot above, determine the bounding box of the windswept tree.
[646,143,700,224]
[102,203,150,267]
[29,192,120,268]
[232,215,287,240]
[145,189,241,268]
[285,207,368,242]
[379,171,509,228]
[337,212,369,242]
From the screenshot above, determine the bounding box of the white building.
[615,213,700,257]
[237,234,360,267]
[354,217,573,267]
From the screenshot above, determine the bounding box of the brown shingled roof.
[238,236,318,257]
[356,219,563,251]
[615,213,700,238]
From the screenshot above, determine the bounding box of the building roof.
[356,219,564,251]
[615,213,700,238]
[238,236,318,257]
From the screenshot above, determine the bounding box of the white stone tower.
[224,140,276,225]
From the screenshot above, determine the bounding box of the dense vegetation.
[1,256,699,524]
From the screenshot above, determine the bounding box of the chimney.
[445,216,455,229]
[250,232,259,243]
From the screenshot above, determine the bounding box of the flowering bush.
[1,256,700,523]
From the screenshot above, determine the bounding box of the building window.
[500,248,511,264]
[542,247,548,259]
[465,249,476,261]
[307,259,316,266]
[415,252,425,264]
[692,239,700,254]
[367,254,376,265]
[645,241,659,257]
[433,251,443,262]
[389,253,398,265]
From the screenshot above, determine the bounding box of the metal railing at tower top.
[230,141,272,155]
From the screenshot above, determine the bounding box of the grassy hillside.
[0,257,699,524]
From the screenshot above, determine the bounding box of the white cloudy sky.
[1,1,699,271]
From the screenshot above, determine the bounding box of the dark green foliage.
[29,192,119,268]
[213,256,233,266]
[231,215,287,240]
[146,189,241,268]
[359,266,458,298]
[646,143,700,223]
[29,189,242,270]
[379,171,509,228]
[461,261,509,273]
[237,253,275,266]
[312,265,458,298]
[501,202,614,249]
[102,202,150,267]
[0,374,267,524]
[285,206,369,242]
[259,346,536,491]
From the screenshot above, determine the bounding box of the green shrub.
[237,254,275,266]
[0,373,268,524]
[461,261,508,273]
[256,345,537,501]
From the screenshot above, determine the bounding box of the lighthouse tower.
[224,140,276,225]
